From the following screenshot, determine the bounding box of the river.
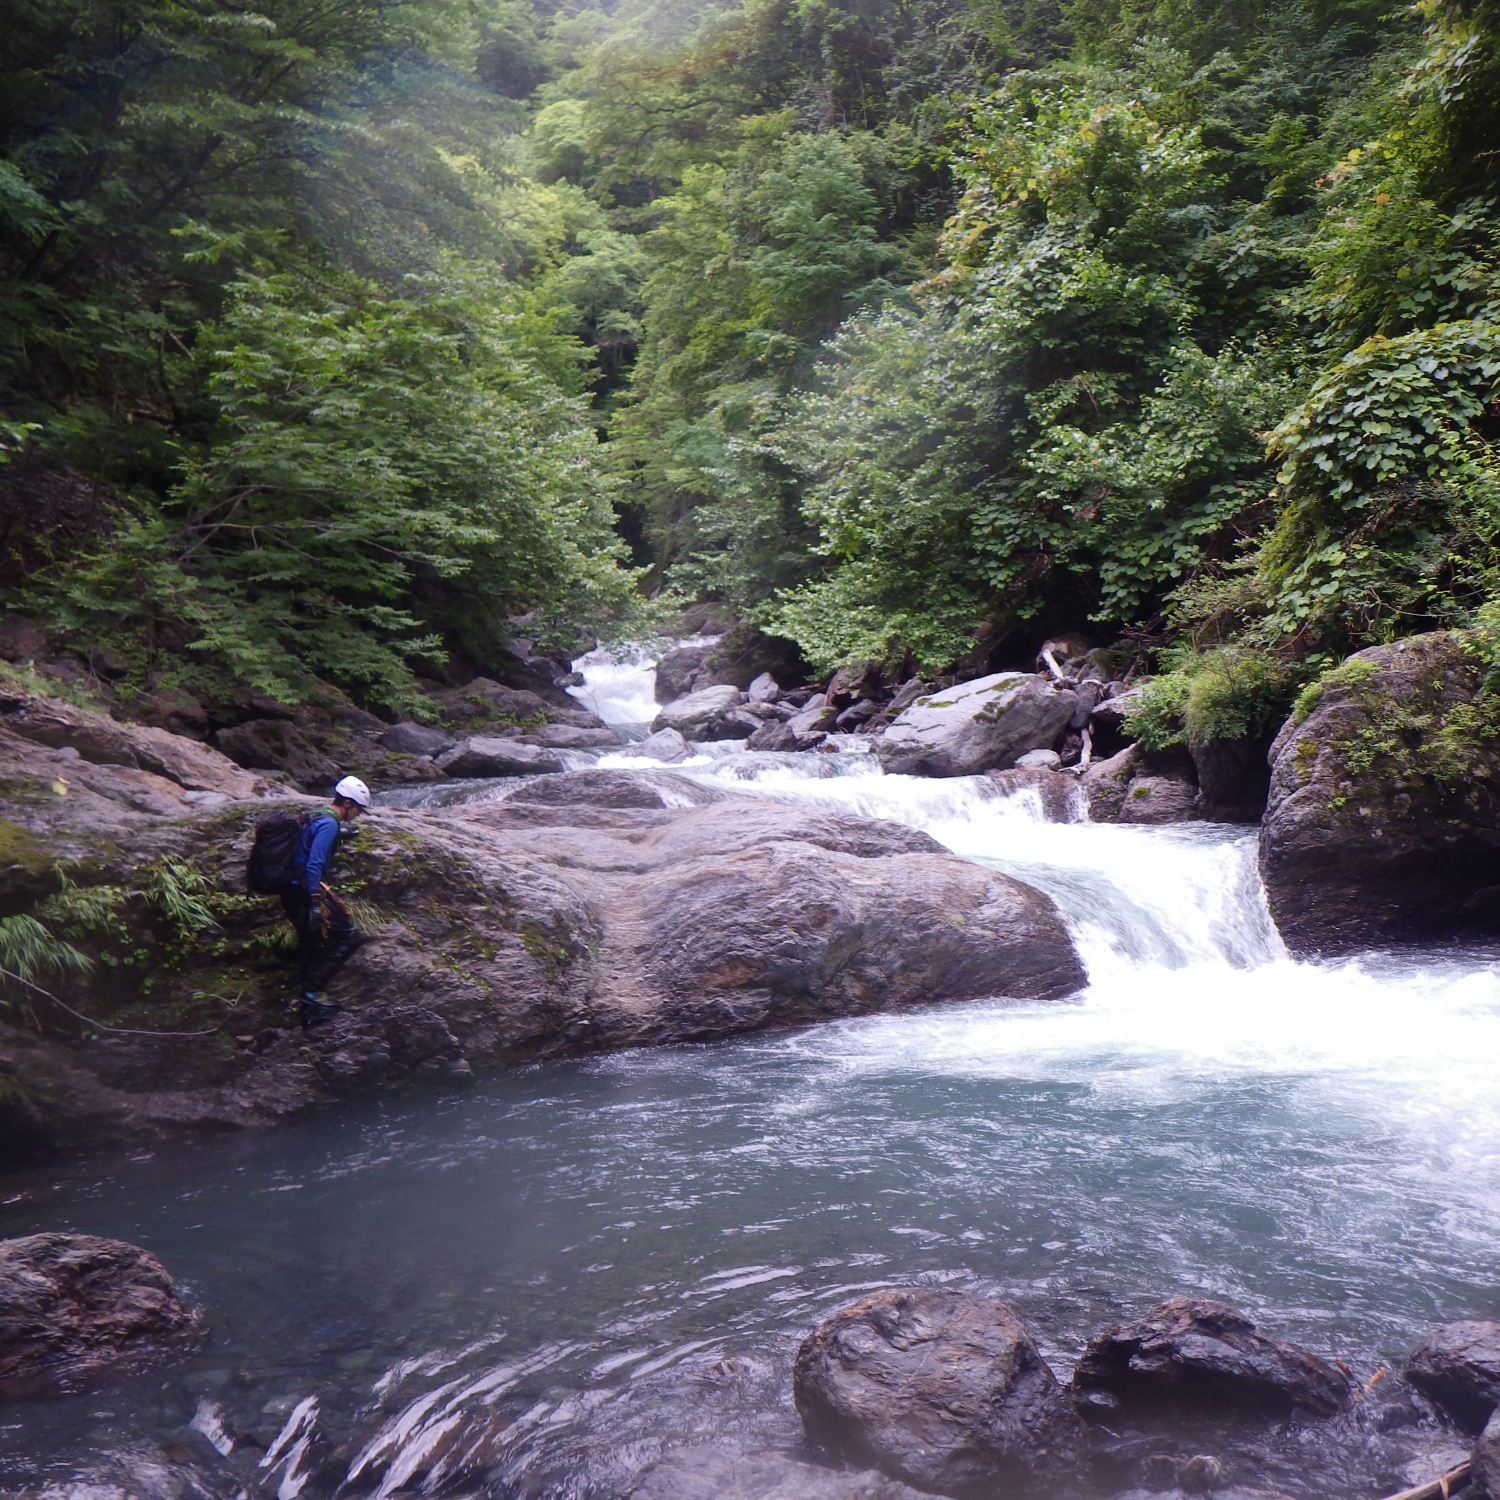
[4,651,1500,1496]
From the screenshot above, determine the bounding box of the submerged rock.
[745,719,828,753]
[1070,1298,1353,1417]
[876,674,1077,778]
[0,1233,204,1398]
[630,1447,932,1500]
[984,767,1086,823]
[1406,1321,1500,1432]
[793,1287,1082,1498]
[1260,631,1500,955]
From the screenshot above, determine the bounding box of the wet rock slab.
[0,1233,204,1398]
[1070,1299,1353,1418]
[793,1288,1081,1498]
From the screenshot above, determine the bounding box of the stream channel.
[5,648,1500,1497]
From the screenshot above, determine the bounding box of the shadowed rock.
[1070,1299,1353,1417]
[793,1288,1082,1498]
[1473,1407,1500,1496]
[0,1233,204,1397]
[1407,1321,1500,1432]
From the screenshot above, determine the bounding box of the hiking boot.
[298,995,342,1030]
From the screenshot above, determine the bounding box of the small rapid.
[6,648,1500,1498]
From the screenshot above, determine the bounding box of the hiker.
[280,775,370,1029]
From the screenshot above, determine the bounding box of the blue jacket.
[293,814,341,893]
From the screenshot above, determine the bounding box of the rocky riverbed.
[5,628,1500,1500]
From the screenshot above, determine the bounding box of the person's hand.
[307,893,327,935]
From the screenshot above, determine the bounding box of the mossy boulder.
[1260,631,1500,954]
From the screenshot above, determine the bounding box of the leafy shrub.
[1125,646,1317,749]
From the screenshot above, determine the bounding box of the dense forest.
[4,0,1500,741]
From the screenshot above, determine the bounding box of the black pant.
[281,887,362,994]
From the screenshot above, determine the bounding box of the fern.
[146,856,219,938]
[0,914,93,995]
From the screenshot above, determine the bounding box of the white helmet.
[333,774,372,808]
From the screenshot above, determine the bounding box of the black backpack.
[247,811,311,894]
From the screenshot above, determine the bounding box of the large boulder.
[653,684,745,741]
[1070,1298,1353,1418]
[792,1288,1082,1498]
[1260,632,1500,955]
[630,1448,931,1500]
[434,736,568,777]
[876,674,1077,778]
[1406,1321,1500,1431]
[0,1233,204,1397]
[0,722,1085,1155]
[379,721,457,757]
[1117,774,1200,825]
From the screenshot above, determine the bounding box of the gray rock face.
[747,673,781,704]
[1260,632,1500,955]
[0,689,261,797]
[876,674,1078,778]
[1473,1407,1500,1497]
[620,727,693,763]
[630,1448,932,1500]
[520,723,620,749]
[1191,735,1274,822]
[0,1234,204,1398]
[1406,1321,1500,1432]
[1079,745,1140,821]
[435,737,568,777]
[1070,1299,1353,1417]
[1015,749,1062,771]
[379,721,457,757]
[654,685,745,740]
[793,1288,1082,1498]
